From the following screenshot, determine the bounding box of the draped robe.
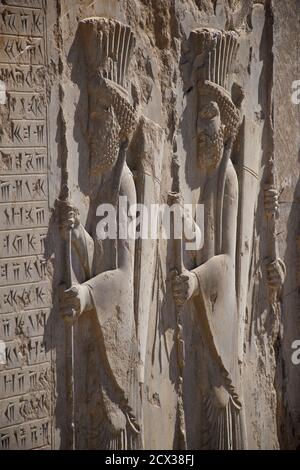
[72,162,140,449]
[191,159,246,449]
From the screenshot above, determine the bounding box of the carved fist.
[266,259,286,291]
[264,185,279,218]
[59,284,92,323]
[171,269,198,306]
[56,199,80,241]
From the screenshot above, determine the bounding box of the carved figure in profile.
[58,17,140,449]
[173,28,246,449]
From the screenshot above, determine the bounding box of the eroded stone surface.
[0,0,299,451]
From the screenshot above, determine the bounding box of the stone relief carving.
[57,17,141,450]
[172,28,246,449]
[264,157,286,338]
[0,0,297,452]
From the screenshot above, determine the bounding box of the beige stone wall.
[273,0,300,450]
[0,0,299,450]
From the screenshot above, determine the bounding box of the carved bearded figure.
[58,18,140,449]
[173,29,247,449]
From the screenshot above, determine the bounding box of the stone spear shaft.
[265,156,278,261]
[169,148,187,450]
[56,84,76,450]
[264,156,285,322]
[54,3,76,448]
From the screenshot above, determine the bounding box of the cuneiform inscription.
[3,336,50,369]
[0,364,51,399]
[0,202,49,230]
[0,35,44,65]
[0,65,45,92]
[0,280,52,314]
[0,175,48,202]
[6,92,46,119]
[0,308,50,341]
[0,418,50,450]
[0,6,44,37]
[0,228,47,257]
[0,255,48,286]
[0,148,47,174]
[0,0,51,450]
[0,391,50,428]
[4,120,46,146]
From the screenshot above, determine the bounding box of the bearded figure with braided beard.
[173,28,247,449]
[58,18,141,450]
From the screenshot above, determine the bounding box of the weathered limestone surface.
[0,0,299,450]
[272,0,300,450]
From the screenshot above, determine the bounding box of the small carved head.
[196,81,240,172]
[79,17,137,175]
[88,78,137,175]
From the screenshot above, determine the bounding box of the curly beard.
[197,127,224,172]
[90,109,121,175]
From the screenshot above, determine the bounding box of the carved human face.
[196,99,224,172]
[88,89,121,175]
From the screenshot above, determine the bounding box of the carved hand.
[57,199,81,241]
[264,185,279,218]
[171,269,198,305]
[59,284,93,323]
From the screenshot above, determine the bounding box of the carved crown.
[189,28,241,140]
[80,17,137,139]
[189,28,239,92]
[79,17,136,90]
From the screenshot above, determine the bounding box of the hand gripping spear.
[168,139,187,450]
[264,39,285,335]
